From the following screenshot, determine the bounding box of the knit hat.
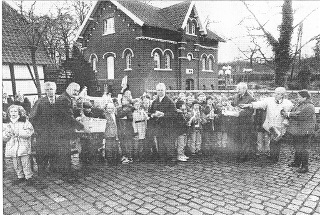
[176,99,185,109]
[298,90,311,99]
[83,101,92,109]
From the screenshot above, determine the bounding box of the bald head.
[156,83,166,98]
[274,87,286,101]
[66,82,80,98]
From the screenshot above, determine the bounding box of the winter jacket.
[287,99,316,136]
[3,119,34,158]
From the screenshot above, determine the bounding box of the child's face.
[207,99,213,105]
[193,104,200,110]
[106,104,115,114]
[198,95,206,102]
[122,98,130,105]
[9,107,19,119]
[134,102,140,110]
[181,104,186,111]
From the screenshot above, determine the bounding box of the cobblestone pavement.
[3,143,320,215]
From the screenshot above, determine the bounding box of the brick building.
[76,0,225,97]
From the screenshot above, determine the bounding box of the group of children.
[98,91,272,165]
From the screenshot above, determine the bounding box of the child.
[175,100,189,162]
[188,100,206,156]
[104,102,119,166]
[117,97,135,164]
[3,105,34,185]
[202,96,217,156]
[132,99,148,161]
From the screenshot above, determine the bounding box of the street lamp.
[218,65,232,89]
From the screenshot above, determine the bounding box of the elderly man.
[54,82,88,181]
[30,82,59,177]
[149,83,178,166]
[229,82,256,162]
[240,87,293,162]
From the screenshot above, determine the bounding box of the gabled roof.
[2,2,53,65]
[76,0,223,42]
[159,1,192,30]
[206,29,226,42]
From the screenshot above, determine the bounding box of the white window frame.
[107,55,114,79]
[202,57,206,71]
[103,17,115,35]
[154,52,160,69]
[186,22,190,34]
[191,23,196,35]
[92,57,97,72]
[165,53,171,69]
[125,53,132,70]
[208,57,213,71]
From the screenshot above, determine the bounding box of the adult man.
[230,82,256,162]
[240,87,293,162]
[30,82,58,177]
[149,83,177,166]
[54,82,88,180]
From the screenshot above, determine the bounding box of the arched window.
[165,53,171,69]
[187,53,192,61]
[107,55,114,79]
[125,53,132,69]
[208,57,213,71]
[202,56,206,70]
[186,79,194,90]
[186,22,190,34]
[191,23,196,35]
[154,52,160,69]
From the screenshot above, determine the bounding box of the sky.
[6,0,320,63]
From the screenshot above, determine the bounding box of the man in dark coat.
[149,83,178,166]
[284,90,316,173]
[29,82,59,177]
[54,82,88,181]
[230,82,256,162]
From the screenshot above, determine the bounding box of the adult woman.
[284,90,316,173]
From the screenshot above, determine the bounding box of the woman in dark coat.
[284,90,316,173]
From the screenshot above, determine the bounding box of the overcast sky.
[7,0,320,63]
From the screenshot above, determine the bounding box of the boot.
[297,153,309,173]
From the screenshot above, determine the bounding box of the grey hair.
[156,83,166,90]
[44,82,57,90]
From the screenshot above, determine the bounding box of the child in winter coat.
[104,102,119,165]
[132,99,148,161]
[175,99,190,162]
[3,105,35,185]
[188,100,206,156]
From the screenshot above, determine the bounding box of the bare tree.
[16,1,51,97]
[72,0,92,27]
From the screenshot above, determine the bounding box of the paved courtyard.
[3,143,320,215]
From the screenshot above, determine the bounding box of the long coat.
[104,112,118,138]
[149,95,177,137]
[230,91,256,130]
[287,99,316,136]
[116,104,135,138]
[3,119,34,158]
[54,92,84,138]
[29,96,58,140]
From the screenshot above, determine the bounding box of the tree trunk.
[30,46,42,98]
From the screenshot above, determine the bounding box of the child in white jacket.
[3,105,34,186]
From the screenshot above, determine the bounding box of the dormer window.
[103,17,115,35]
[191,23,195,35]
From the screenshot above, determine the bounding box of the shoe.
[121,157,130,164]
[128,158,133,163]
[26,178,35,186]
[182,155,189,160]
[297,167,308,173]
[177,156,187,162]
[288,162,300,168]
[12,178,26,185]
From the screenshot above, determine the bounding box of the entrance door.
[186,79,194,90]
